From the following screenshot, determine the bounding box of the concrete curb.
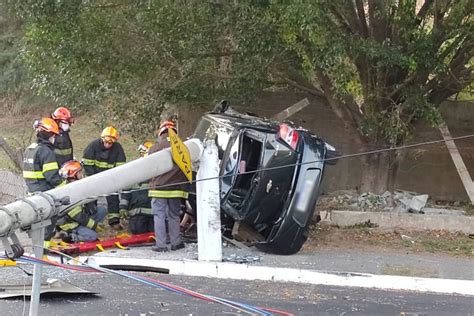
[88,256,474,296]
[321,210,474,234]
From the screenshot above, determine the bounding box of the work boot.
[170,242,185,251]
[58,231,73,243]
[151,245,169,253]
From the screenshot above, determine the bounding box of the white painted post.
[439,124,474,204]
[196,140,222,261]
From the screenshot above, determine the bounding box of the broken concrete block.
[408,194,429,212]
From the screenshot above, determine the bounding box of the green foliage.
[7,0,279,138]
[5,0,474,144]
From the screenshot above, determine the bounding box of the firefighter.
[82,126,126,230]
[23,117,63,192]
[23,117,63,242]
[56,160,106,242]
[51,106,74,167]
[149,120,188,252]
[119,141,154,234]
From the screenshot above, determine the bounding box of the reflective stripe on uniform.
[23,170,45,179]
[129,207,153,216]
[42,162,59,173]
[107,213,120,219]
[82,159,95,166]
[82,159,115,169]
[68,206,82,218]
[148,190,188,199]
[86,218,95,229]
[95,161,115,169]
[59,222,79,231]
[54,148,72,155]
[115,162,125,166]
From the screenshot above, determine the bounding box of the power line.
[57,133,474,211]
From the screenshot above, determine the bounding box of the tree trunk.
[0,137,23,172]
[359,150,397,193]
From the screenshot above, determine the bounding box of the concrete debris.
[222,254,261,264]
[401,234,415,243]
[318,190,466,214]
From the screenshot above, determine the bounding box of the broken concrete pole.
[196,140,222,261]
[0,139,204,236]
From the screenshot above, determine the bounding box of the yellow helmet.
[137,141,154,156]
[101,126,119,143]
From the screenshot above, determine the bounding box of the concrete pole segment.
[196,140,222,261]
[0,139,203,236]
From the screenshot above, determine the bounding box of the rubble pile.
[319,190,466,214]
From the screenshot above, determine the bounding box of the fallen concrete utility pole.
[0,138,203,316]
[272,98,310,121]
[196,140,222,261]
[439,124,474,204]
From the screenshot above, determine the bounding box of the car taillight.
[277,124,299,150]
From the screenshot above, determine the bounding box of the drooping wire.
[55,133,474,209]
[2,253,290,316]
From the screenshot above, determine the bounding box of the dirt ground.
[303,224,474,258]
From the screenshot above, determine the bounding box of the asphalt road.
[0,266,472,316]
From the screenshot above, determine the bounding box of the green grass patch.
[0,113,145,170]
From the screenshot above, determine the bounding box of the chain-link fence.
[0,169,26,205]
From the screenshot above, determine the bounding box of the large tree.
[7,0,474,191]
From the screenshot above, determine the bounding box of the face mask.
[49,136,56,145]
[60,122,70,132]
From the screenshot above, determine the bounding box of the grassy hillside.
[0,111,141,171]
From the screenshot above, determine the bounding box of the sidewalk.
[2,210,473,297]
[321,210,474,234]
[86,241,474,296]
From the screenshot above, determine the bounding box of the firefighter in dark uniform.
[23,117,63,243]
[149,120,188,252]
[82,126,126,230]
[56,160,106,242]
[119,141,154,234]
[51,106,74,167]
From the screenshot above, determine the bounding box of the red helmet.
[33,117,59,135]
[59,160,83,180]
[52,107,74,124]
[158,120,176,136]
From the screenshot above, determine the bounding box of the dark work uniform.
[23,136,63,240]
[56,202,106,242]
[23,138,62,193]
[120,183,154,234]
[54,130,73,167]
[82,138,126,226]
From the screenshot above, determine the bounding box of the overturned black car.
[192,105,338,255]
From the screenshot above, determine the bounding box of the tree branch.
[316,70,363,133]
[417,0,434,19]
[327,4,355,34]
[355,0,369,38]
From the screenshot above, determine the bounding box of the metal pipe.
[0,139,203,236]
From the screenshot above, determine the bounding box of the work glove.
[119,208,129,219]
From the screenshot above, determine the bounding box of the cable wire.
[57,133,474,207]
[2,252,287,315]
